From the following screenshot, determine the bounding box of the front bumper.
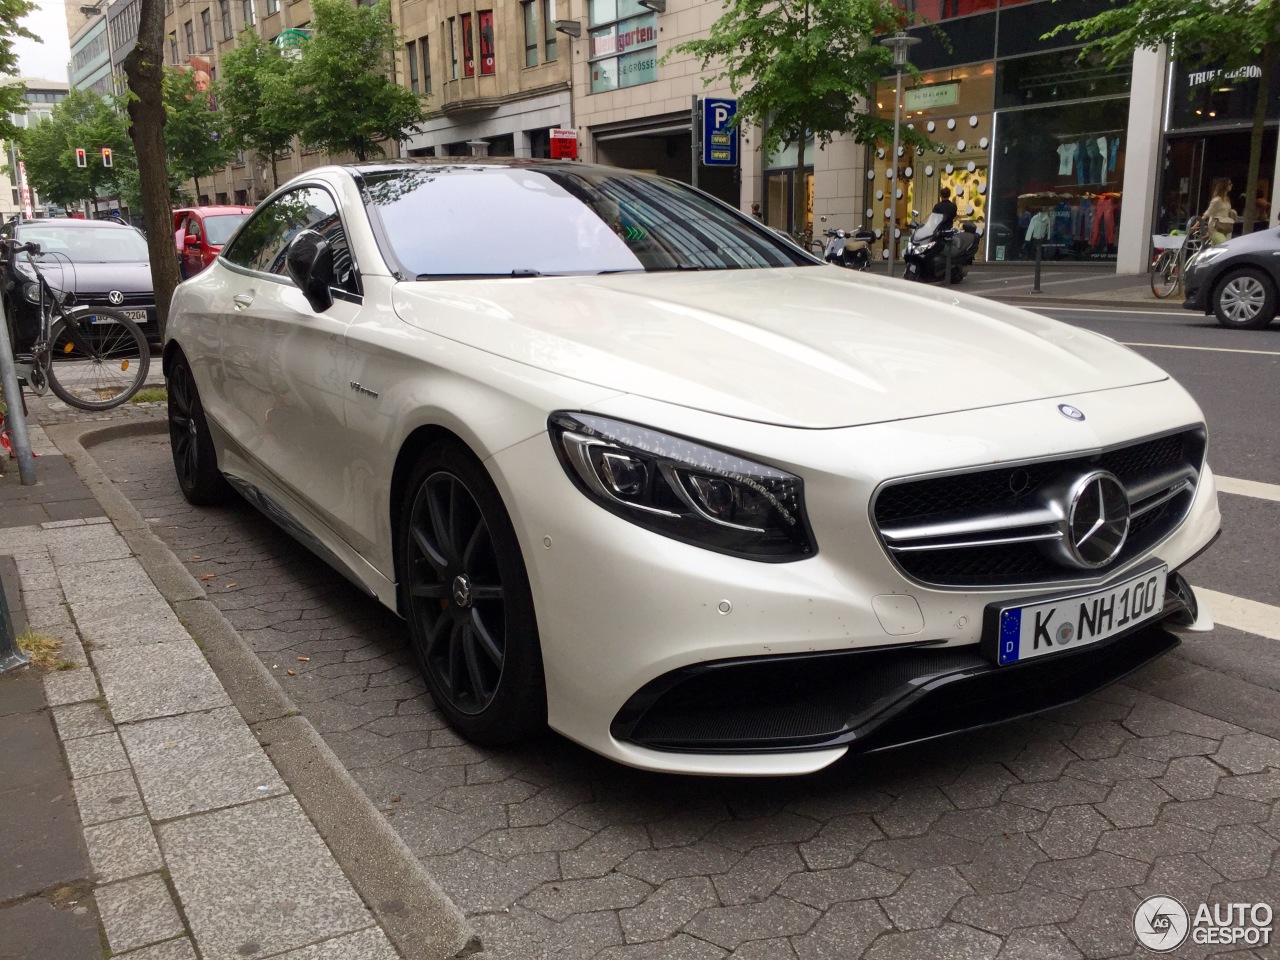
[1182,263,1216,312]
[489,377,1221,775]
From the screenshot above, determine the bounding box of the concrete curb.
[44,419,477,960]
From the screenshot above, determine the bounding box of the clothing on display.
[1057,142,1077,176]
[1091,193,1119,248]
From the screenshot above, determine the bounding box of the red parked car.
[173,205,254,278]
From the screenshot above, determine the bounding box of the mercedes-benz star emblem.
[1064,470,1130,568]
[1058,403,1085,421]
[107,290,124,305]
[451,574,473,608]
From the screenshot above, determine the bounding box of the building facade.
[75,0,1279,273]
[70,15,114,94]
[2,79,72,219]
[107,0,141,93]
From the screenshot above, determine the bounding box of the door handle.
[232,293,255,309]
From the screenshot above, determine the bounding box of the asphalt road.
[88,301,1280,960]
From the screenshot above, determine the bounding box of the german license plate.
[123,309,147,322]
[985,565,1167,666]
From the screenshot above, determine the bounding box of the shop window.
[1168,58,1280,132]
[421,37,432,93]
[542,0,557,62]
[995,0,1110,59]
[989,97,1129,262]
[478,11,494,76]
[406,40,418,92]
[995,48,1130,109]
[461,12,474,77]
[588,1,657,94]
[523,1,538,67]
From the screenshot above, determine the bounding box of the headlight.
[22,281,40,303]
[549,412,816,561]
[1187,246,1226,269]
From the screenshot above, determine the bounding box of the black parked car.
[1183,227,1280,329]
[0,218,159,346]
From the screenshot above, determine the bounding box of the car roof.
[14,218,135,229]
[340,158,612,177]
[174,205,255,216]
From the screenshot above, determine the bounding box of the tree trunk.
[193,174,201,201]
[270,152,279,189]
[1241,41,1277,234]
[124,0,181,339]
[792,135,807,241]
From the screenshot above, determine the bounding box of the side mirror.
[184,234,200,247]
[285,229,335,313]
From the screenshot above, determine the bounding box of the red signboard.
[478,10,495,76]
[549,128,578,159]
[461,13,474,77]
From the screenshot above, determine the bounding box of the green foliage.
[164,67,232,193]
[0,0,38,141]
[665,0,931,159]
[292,0,425,162]
[115,164,192,213]
[19,89,132,208]
[218,30,298,187]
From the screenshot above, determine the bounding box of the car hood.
[24,260,153,295]
[390,267,1169,429]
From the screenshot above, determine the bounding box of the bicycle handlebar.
[7,241,42,256]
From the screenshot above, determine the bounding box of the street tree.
[0,0,37,141]
[1048,0,1280,232]
[164,67,231,201]
[218,30,298,189]
[124,0,182,337]
[19,88,131,210]
[292,0,425,162]
[666,0,930,236]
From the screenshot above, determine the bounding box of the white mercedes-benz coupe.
[164,160,1220,776]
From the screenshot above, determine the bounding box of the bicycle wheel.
[1149,249,1180,299]
[45,307,151,410]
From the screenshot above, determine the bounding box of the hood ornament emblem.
[108,290,124,305]
[1058,403,1085,421]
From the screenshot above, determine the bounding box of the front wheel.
[398,441,545,745]
[1213,269,1277,329]
[46,308,150,410]
[1149,249,1180,299]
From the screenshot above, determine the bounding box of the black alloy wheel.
[400,442,545,744]
[167,353,231,505]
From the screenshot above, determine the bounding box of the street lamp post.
[880,30,919,278]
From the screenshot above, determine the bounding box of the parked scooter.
[818,216,875,271]
[902,211,979,284]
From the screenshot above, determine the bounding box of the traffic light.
[75,147,86,167]
[101,148,113,168]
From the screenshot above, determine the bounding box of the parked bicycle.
[4,240,150,410]
[1150,219,1211,300]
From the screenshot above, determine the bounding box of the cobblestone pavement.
[91,421,1280,960]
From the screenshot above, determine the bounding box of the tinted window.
[15,224,149,262]
[359,164,813,278]
[223,187,357,293]
[203,214,247,245]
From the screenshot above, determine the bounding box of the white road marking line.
[1216,476,1280,502]
[1121,341,1280,357]
[1194,588,1280,642]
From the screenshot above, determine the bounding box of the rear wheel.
[398,441,545,744]
[167,352,231,505]
[1213,268,1277,329]
[46,307,149,410]
[1149,249,1180,299]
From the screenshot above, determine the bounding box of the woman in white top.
[1202,177,1237,245]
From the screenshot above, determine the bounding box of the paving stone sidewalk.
[79,411,1280,960]
[0,419,467,960]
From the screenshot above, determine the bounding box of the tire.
[167,351,232,505]
[398,440,545,745]
[1213,268,1277,330]
[949,266,967,284]
[1149,249,1180,299]
[46,307,150,410]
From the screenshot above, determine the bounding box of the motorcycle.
[817,216,875,271]
[902,211,980,284]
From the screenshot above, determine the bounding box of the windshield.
[203,214,248,246]
[358,163,815,278]
[17,224,150,262]
[912,212,947,242]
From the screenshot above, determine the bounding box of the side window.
[187,217,202,241]
[223,186,359,296]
